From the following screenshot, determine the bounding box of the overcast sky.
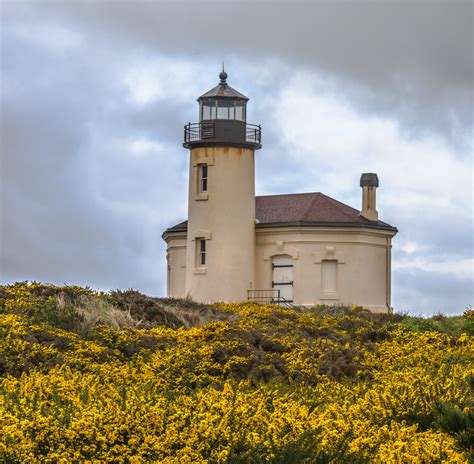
[1,1,472,314]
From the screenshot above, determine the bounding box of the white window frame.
[196,163,209,201]
[199,164,208,193]
[196,238,206,268]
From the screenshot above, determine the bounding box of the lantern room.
[199,71,248,122]
[183,70,261,150]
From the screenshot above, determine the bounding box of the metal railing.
[184,121,261,145]
[184,122,206,142]
[247,289,294,309]
[245,124,261,144]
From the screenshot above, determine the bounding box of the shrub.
[0,282,471,463]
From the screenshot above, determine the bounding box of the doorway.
[272,255,293,303]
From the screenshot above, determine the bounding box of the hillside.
[0,282,473,463]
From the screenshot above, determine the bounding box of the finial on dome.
[219,63,227,84]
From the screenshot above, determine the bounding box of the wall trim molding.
[192,150,215,166]
[263,242,299,261]
[192,230,212,240]
[314,245,345,264]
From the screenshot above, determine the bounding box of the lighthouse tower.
[183,70,262,302]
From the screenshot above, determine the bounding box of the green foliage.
[400,314,471,336]
[1,282,233,336]
[435,374,474,458]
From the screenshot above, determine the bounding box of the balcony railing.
[183,121,262,148]
[247,289,294,309]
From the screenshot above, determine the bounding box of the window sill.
[193,268,207,275]
[195,193,209,201]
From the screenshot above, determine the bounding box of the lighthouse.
[163,70,397,312]
[182,70,262,302]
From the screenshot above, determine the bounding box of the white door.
[272,255,293,303]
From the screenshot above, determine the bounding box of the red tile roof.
[165,192,396,233]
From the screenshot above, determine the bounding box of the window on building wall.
[196,238,206,267]
[321,260,337,294]
[197,164,208,193]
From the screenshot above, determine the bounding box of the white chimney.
[359,173,379,221]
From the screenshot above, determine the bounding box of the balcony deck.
[183,120,262,150]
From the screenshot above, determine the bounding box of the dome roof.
[198,71,249,101]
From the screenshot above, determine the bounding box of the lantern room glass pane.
[210,105,217,119]
[201,99,216,121]
[200,99,246,121]
[217,100,235,119]
[235,102,245,121]
[217,105,229,119]
[202,104,211,120]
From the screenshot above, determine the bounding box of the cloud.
[393,257,473,281]
[10,0,470,147]
[393,269,473,316]
[0,19,189,294]
[1,2,472,313]
[271,72,471,209]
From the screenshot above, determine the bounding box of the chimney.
[359,173,379,221]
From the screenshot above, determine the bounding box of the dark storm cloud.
[10,0,471,148]
[1,1,472,313]
[1,19,187,293]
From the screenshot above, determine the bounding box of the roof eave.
[255,221,398,233]
[161,228,188,241]
[197,95,249,102]
[198,84,249,101]
[162,221,398,236]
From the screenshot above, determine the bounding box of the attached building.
[162,71,397,312]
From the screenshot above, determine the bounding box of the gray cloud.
[1,1,472,313]
[1,22,185,293]
[7,0,470,147]
[393,269,473,316]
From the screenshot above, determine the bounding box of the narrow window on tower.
[198,164,208,193]
[196,238,206,267]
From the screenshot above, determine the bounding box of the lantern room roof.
[198,71,249,101]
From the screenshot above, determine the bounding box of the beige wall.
[255,227,395,312]
[184,146,256,303]
[164,232,187,298]
[164,225,395,312]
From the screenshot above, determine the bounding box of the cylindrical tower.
[183,70,262,303]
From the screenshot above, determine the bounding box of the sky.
[1,1,472,315]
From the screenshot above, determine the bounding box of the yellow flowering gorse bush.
[0,282,472,462]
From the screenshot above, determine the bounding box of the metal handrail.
[184,121,261,144]
[247,289,294,309]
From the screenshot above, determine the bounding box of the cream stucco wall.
[165,232,187,298]
[254,227,395,312]
[164,225,395,312]
[184,146,256,303]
